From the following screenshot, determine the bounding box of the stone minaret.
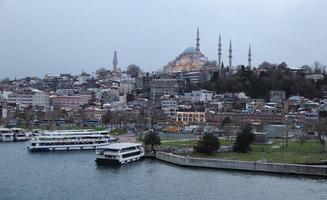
[196,27,200,52]
[218,34,222,68]
[248,45,252,68]
[113,51,118,72]
[228,40,233,69]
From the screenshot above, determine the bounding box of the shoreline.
[156,152,327,177]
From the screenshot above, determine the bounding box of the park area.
[160,139,327,164]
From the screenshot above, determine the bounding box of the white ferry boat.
[96,143,145,165]
[28,134,115,152]
[42,130,110,136]
[12,128,29,141]
[0,128,15,142]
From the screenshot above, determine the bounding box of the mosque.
[163,28,252,75]
[164,28,208,73]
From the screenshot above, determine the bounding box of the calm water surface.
[0,142,327,200]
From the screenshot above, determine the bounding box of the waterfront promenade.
[156,152,327,177]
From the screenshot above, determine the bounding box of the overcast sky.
[0,0,326,78]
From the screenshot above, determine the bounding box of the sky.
[0,0,326,79]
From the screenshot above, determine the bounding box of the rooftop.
[97,142,142,150]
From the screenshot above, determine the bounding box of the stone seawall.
[156,152,327,177]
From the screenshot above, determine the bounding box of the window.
[122,151,141,158]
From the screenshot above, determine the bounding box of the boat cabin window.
[120,146,137,152]
[122,151,141,158]
[106,149,119,153]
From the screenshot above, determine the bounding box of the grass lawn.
[161,139,198,147]
[160,139,231,148]
[191,140,327,164]
[109,128,126,136]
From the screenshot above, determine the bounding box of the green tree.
[233,124,254,153]
[221,117,232,127]
[126,64,142,78]
[196,133,220,155]
[204,60,327,99]
[143,131,161,153]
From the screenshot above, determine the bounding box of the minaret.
[248,45,252,68]
[218,34,222,69]
[113,51,118,72]
[196,27,200,52]
[228,40,233,69]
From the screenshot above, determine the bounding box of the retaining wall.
[156,152,327,177]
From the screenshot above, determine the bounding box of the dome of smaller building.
[183,47,197,54]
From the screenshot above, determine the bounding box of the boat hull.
[95,156,144,166]
[28,144,109,152]
[95,158,121,166]
[2,138,14,142]
[15,137,29,141]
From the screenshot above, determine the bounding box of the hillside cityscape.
[1,29,327,133]
[1,1,327,200]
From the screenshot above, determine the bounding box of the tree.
[143,131,161,153]
[316,118,327,152]
[102,110,114,129]
[96,67,109,80]
[221,117,232,127]
[258,61,277,70]
[277,62,288,71]
[221,116,233,142]
[35,110,46,127]
[16,106,33,127]
[233,124,254,153]
[313,61,323,73]
[135,112,148,131]
[196,133,220,155]
[0,117,4,126]
[1,77,11,84]
[148,106,167,128]
[126,64,142,78]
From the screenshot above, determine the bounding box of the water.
[1,142,327,200]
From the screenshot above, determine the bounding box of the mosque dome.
[163,28,209,73]
[183,47,197,54]
[164,47,208,73]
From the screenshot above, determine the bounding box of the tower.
[248,45,252,68]
[196,27,200,52]
[113,51,118,72]
[228,40,232,69]
[218,34,222,68]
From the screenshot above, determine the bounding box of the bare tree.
[316,118,327,152]
[102,110,114,130]
[312,61,326,74]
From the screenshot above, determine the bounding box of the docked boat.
[42,130,110,136]
[28,133,115,152]
[0,128,15,142]
[12,128,29,141]
[95,143,145,165]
